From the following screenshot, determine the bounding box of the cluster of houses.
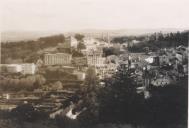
[0,36,116,81]
[139,46,188,87]
[39,36,115,80]
[1,34,188,87]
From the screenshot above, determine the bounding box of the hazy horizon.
[1,0,189,32]
[2,28,188,42]
[2,27,189,33]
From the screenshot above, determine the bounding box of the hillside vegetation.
[112,31,188,52]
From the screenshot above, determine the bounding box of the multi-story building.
[65,36,78,49]
[87,50,106,68]
[44,53,72,66]
[21,63,36,75]
[86,50,106,80]
[56,36,78,53]
[5,64,22,73]
[0,63,36,75]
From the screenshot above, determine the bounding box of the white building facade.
[6,64,22,73]
[87,50,106,67]
[44,53,72,66]
[0,63,36,75]
[21,63,36,75]
[65,36,78,49]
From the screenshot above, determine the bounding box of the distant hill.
[75,28,189,37]
[1,28,188,42]
[1,31,61,42]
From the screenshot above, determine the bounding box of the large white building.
[0,63,36,75]
[22,63,36,75]
[6,64,22,73]
[44,53,72,66]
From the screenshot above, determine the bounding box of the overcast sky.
[1,0,189,32]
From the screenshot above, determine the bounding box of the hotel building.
[87,50,105,68]
[44,53,72,66]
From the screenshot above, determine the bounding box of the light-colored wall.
[44,53,72,66]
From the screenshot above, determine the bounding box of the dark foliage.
[74,34,85,42]
[77,42,86,51]
[98,67,138,123]
[72,49,84,57]
[112,31,188,53]
[1,34,66,63]
[0,74,46,92]
[85,67,99,87]
[39,34,65,47]
[44,69,77,81]
[11,104,48,122]
[112,35,145,43]
[103,47,122,57]
[97,67,188,127]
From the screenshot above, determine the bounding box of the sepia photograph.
[0,0,189,128]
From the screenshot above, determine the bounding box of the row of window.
[44,55,71,65]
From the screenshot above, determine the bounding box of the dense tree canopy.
[0,74,46,91]
[103,47,122,57]
[96,66,188,127]
[74,34,85,42]
[77,42,86,51]
[39,34,65,45]
[112,31,188,53]
[85,67,98,87]
[1,34,66,63]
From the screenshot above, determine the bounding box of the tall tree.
[75,34,85,42]
[98,65,138,123]
[77,42,86,52]
[85,67,98,88]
